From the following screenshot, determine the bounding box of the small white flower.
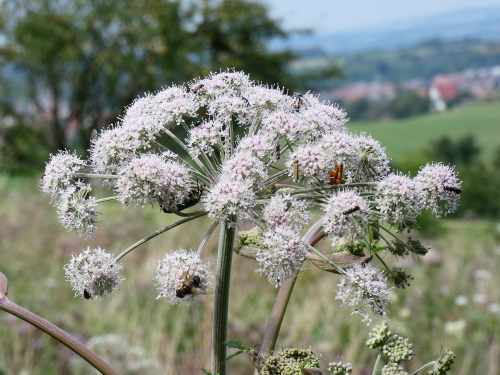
[473,269,492,280]
[414,163,461,218]
[488,303,500,313]
[256,226,306,287]
[40,150,85,200]
[263,193,311,230]
[473,293,488,304]
[323,191,368,244]
[64,247,124,299]
[375,173,423,225]
[57,185,97,238]
[336,263,393,325]
[154,249,212,305]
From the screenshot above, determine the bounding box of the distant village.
[328,65,500,112]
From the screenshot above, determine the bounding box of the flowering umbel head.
[40,150,85,200]
[154,249,212,305]
[57,185,97,238]
[64,247,124,300]
[336,263,393,325]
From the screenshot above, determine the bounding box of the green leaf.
[224,350,244,363]
[366,223,374,244]
[372,246,388,254]
[359,239,370,250]
[249,342,259,349]
[201,368,211,375]
[224,340,244,349]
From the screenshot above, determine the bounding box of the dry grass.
[1,176,499,375]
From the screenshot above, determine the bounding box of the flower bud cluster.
[261,348,321,375]
[381,363,408,375]
[327,361,353,375]
[428,350,456,375]
[64,247,124,300]
[154,249,212,305]
[383,335,414,363]
[366,322,392,349]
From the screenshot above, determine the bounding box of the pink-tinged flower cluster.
[202,176,256,223]
[221,151,268,183]
[351,133,391,182]
[236,134,274,159]
[154,249,212,306]
[243,85,291,117]
[90,126,144,174]
[115,154,191,209]
[414,163,462,218]
[190,71,252,101]
[286,131,358,185]
[336,263,393,325]
[188,119,228,156]
[263,193,311,230]
[375,174,423,225]
[256,226,306,287]
[323,191,368,244]
[40,150,85,199]
[261,111,302,138]
[57,185,97,238]
[64,247,124,300]
[298,95,347,139]
[207,96,249,122]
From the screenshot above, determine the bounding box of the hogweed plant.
[0,70,463,375]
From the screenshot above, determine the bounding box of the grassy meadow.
[1,174,500,375]
[348,100,500,164]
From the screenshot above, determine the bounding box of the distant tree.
[0,0,307,171]
[429,135,480,166]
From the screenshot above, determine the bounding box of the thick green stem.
[0,296,120,375]
[211,221,236,375]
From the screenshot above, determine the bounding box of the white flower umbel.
[256,226,307,287]
[375,173,423,225]
[64,247,124,300]
[188,118,229,156]
[263,193,311,230]
[115,154,191,209]
[202,176,256,223]
[352,133,391,182]
[323,191,368,244]
[57,185,97,238]
[414,162,462,218]
[40,150,85,200]
[336,263,393,325]
[154,249,212,305]
[236,134,274,159]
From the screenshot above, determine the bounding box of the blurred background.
[1,0,500,374]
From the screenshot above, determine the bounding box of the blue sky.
[264,0,500,33]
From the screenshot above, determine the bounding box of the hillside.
[347,100,500,163]
[290,39,500,85]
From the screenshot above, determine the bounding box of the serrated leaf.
[201,368,211,375]
[224,340,244,349]
[224,350,244,363]
[249,342,259,349]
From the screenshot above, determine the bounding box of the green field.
[348,100,500,163]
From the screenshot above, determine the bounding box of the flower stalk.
[211,220,237,375]
[0,272,120,375]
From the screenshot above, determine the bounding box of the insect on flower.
[162,180,204,214]
[83,289,91,300]
[443,186,462,194]
[293,93,304,112]
[175,275,202,298]
[193,119,202,127]
[193,84,204,94]
[329,164,343,185]
[293,160,299,182]
[275,144,281,160]
[343,206,360,215]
